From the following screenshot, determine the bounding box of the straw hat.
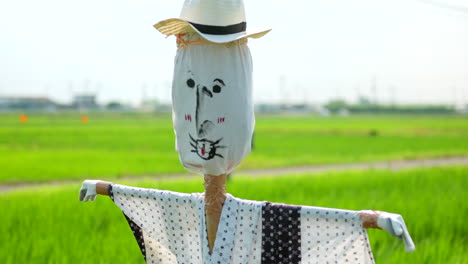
[154,0,271,43]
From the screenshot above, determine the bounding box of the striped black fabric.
[261,202,301,264]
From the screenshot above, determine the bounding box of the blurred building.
[255,103,321,114]
[0,96,57,111]
[72,94,98,110]
[139,99,159,112]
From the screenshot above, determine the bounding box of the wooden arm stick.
[96,181,113,196]
[359,210,383,229]
[204,174,227,254]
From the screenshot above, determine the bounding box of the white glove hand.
[377,212,416,252]
[79,180,100,202]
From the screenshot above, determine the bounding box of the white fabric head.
[172,34,254,176]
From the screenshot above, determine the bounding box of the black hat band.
[189,21,246,35]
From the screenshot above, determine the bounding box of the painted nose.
[195,85,214,138]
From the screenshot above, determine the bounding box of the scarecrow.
[79,0,415,263]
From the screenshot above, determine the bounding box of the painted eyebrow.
[213,79,225,86]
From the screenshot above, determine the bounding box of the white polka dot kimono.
[172,33,254,176]
[109,184,376,264]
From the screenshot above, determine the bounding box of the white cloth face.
[172,34,254,176]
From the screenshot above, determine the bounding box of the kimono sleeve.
[300,206,376,264]
[109,184,204,264]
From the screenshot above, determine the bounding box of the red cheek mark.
[217,117,225,123]
[185,114,192,122]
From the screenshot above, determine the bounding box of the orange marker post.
[80,115,89,124]
[20,114,28,123]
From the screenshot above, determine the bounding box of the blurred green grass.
[1,113,468,183]
[1,166,466,263]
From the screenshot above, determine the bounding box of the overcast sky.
[1,0,467,106]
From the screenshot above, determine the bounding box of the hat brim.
[154,18,271,43]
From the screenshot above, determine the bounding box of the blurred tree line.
[324,98,458,115]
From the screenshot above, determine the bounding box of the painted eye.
[186,78,195,88]
[213,85,221,93]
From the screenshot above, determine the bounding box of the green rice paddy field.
[0,113,468,183]
[1,167,467,263]
[0,113,467,263]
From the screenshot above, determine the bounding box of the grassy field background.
[1,113,467,263]
[1,167,466,263]
[0,113,467,183]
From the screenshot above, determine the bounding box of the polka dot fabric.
[218,196,263,264]
[300,206,375,264]
[261,203,301,264]
[109,184,375,264]
[110,184,264,264]
[111,184,204,264]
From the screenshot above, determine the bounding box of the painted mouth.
[201,146,206,156]
[189,134,225,160]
